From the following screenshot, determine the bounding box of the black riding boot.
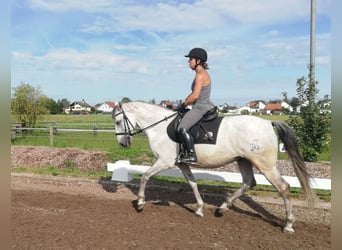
[177,128,197,163]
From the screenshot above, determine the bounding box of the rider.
[176,48,214,164]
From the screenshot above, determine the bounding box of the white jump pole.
[107,160,331,190]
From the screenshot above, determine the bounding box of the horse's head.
[112,102,136,147]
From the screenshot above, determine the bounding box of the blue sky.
[11,0,331,106]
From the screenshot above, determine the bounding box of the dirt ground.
[11,146,331,249]
[12,173,331,250]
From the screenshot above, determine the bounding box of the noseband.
[114,107,178,137]
[114,109,139,136]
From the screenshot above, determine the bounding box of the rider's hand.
[176,103,186,113]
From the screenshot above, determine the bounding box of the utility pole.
[308,0,316,107]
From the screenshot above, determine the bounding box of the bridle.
[113,107,178,136]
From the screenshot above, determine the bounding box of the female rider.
[176,48,214,164]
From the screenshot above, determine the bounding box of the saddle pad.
[167,116,223,145]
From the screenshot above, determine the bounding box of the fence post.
[50,126,54,146]
[15,123,20,137]
[93,123,97,135]
[52,122,57,135]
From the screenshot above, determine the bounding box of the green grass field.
[11,114,157,166]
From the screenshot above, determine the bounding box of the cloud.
[26,0,331,34]
[80,16,114,34]
[27,0,116,12]
[76,2,223,33]
[12,48,150,74]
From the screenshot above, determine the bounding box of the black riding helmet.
[184,48,207,63]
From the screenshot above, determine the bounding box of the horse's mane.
[125,101,175,114]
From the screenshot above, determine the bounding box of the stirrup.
[175,152,186,163]
[177,154,197,164]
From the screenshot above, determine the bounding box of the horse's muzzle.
[119,136,132,147]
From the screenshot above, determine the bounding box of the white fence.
[11,125,115,145]
[107,160,331,190]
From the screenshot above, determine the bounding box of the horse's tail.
[272,121,315,206]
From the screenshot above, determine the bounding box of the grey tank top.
[191,80,213,111]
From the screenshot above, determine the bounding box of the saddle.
[167,106,223,145]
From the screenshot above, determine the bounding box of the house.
[318,98,331,114]
[237,105,250,114]
[248,101,266,113]
[235,100,294,115]
[280,101,293,113]
[65,100,93,114]
[95,101,116,114]
[218,103,238,114]
[262,101,293,115]
[264,103,282,115]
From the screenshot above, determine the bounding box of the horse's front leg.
[137,160,170,210]
[178,164,204,217]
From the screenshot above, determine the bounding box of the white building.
[95,101,116,114]
[65,100,92,114]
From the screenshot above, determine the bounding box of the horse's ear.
[112,102,121,120]
[119,102,122,109]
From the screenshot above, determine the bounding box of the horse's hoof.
[136,199,145,211]
[283,225,295,234]
[214,208,223,217]
[195,208,204,217]
[219,203,229,213]
[195,211,204,217]
[218,208,227,215]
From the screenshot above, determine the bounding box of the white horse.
[112,101,315,233]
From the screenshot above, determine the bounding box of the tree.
[43,98,59,114]
[11,83,48,127]
[268,99,282,103]
[121,97,132,103]
[289,97,301,114]
[281,91,289,103]
[40,97,70,114]
[287,75,331,162]
[57,98,70,114]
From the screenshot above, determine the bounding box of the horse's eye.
[116,120,121,126]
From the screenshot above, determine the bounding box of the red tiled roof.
[105,101,115,108]
[265,103,281,110]
[248,101,257,108]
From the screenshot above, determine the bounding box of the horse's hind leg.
[178,164,204,217]
[219,158,256,212]
[260,167,295,233]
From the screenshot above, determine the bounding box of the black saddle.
[167,106,223,145]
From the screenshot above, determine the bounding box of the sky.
[11,0,331,107]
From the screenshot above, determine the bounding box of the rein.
[114,108,178,136]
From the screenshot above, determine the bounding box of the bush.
[287,75,331,162]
